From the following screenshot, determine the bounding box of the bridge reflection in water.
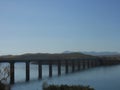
[0,58,120,84]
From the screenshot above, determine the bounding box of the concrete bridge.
[0,58,120,84]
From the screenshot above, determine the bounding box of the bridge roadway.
[0,57,119,84]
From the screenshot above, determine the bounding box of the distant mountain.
[0,52,95,60]
[62,51,75,54]
[1,51,119,60]
[63,51,120,56]
[82,51,120,56]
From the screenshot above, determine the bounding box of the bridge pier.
[10,62,15,84]
[87,60,90,69]
[65,60,68,74]
[83,60,86,69]
[72,61,75,72]
[96,60,100,66]
[77,61,80,71]
[58,61,61,76]
[95,60,101,67]
[49,63,52,77]
[38,63,42,79]
[91,60,93,67]
[92,60,96,67]
[26,61,30,82]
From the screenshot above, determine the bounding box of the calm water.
[11,63,120,90]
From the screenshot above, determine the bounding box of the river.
[10,63,120,90]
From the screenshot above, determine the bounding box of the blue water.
[11,64,120,90]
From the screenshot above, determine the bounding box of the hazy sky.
[0,0,120,55]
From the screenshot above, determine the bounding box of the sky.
[0,0,120,55]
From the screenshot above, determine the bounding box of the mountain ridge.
[63,51,120,56]
[0,52,95,60]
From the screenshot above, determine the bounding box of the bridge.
[0,57,120,84]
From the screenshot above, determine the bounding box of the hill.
[63,51,120,56]
[0,52,95,60]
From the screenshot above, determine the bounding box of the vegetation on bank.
[42,81,94,90]
[0,82,6,90]
[43,85,94,90]
[0,82,10,90]
[0,64,10,90]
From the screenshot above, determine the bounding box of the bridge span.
[0,58,120,84]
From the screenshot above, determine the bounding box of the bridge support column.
[92,60,95,67]
[87,60,90,68]
[95,58,101,67]
[78,61,80,71]
[72,61,75,72]
[65,60,68,74]
[90,61,92,67]
[38,63,42,79]
[26,61,30,82]
[10,62,15,84]
[83,60,85,69]
[49,63,52,77]
[58,61,61,76]
[94,60,97,67]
